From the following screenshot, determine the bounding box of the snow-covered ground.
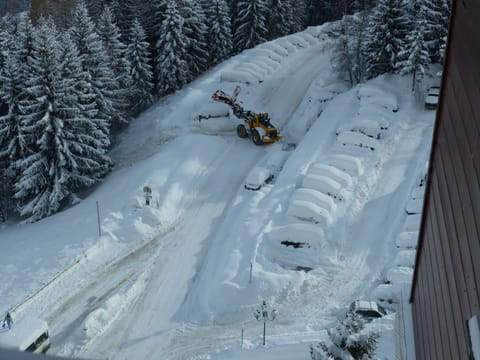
[0,23,435,359]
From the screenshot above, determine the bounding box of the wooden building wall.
[410,0,480,359]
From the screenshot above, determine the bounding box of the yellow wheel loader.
[211,86,282,145]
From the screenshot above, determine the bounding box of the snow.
[0,22,437,360]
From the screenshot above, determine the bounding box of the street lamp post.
[254,300,277,346]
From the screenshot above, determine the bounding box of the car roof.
[0,317,48,350]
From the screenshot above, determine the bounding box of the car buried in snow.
[348,300,387,321]
[244,166,273,191]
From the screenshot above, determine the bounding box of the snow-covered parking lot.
[0,22,436,360]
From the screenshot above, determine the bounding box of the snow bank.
[360,95,399,113]
[83,268,148,341]
[286,34,310,49]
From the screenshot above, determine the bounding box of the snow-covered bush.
[310,312,379,360]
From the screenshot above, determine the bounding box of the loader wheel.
[251,129,263,145]
[236,124,248,138]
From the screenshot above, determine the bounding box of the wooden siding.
[410,0,480,359]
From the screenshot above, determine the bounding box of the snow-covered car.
[265,150,289,173]
[244,166,273,190]
[0,316,51,353]
[355,84,386,99]
[336,119,382,139]
[405,198,424,215]
[324,154,363,177]
[307,163,353,188]
[372,283,403,308]
[336,130,379,151]
[394,249,416,268]
[360,94,399,112]
[290,188,336,214]
[348,300,387,321]
[385,266,414,285]
[410,186,425,201]
[194,103,230,121]
[287,199,333,226]
[425,86,440,110]
[403,213,422,232]
[395,231,419,249]
[355,106,391,130]
[302,173,347,201]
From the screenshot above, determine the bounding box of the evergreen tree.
[14,21,73,221]
[0,25,13,221]
[70,1,115,140]
[363,0,409,79]
[59,32,112,188]
[266,0,291,40]
[97,5,132,129]
[126,19,154,113]
[423,0,450,64]
[331,16,355,85]
[396,5,430,91]
[234,0,269,52]
[0,17,36,212]
[290,0,307,33]
[155,0,189,95]
[179,0,209,80]
[310,312,379,360]
[203,0,233,66]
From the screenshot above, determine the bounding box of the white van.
[0,316,51,353]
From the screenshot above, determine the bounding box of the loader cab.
[257,113,273,127]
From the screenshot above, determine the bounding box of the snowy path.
[68,39,337,359]
[74,140,261,359]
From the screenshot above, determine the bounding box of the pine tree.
[310,312,379,360]
[290,0,307,33]
[97,6,132,129]
[233,0,269,52]
[14,21,74,221]
[266,0,291,40]
[396,5,430,91]
[203,0,233,66]
[59,32,112,188]
[423,0,450,64]
[70,1,115,140]
[331,16,355,85]
[179,0,209,80]
[0,17,36,203]
[363,0,409,79]
[0,25,13,221]
[126,19,154,114]
[155,0,189,95]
